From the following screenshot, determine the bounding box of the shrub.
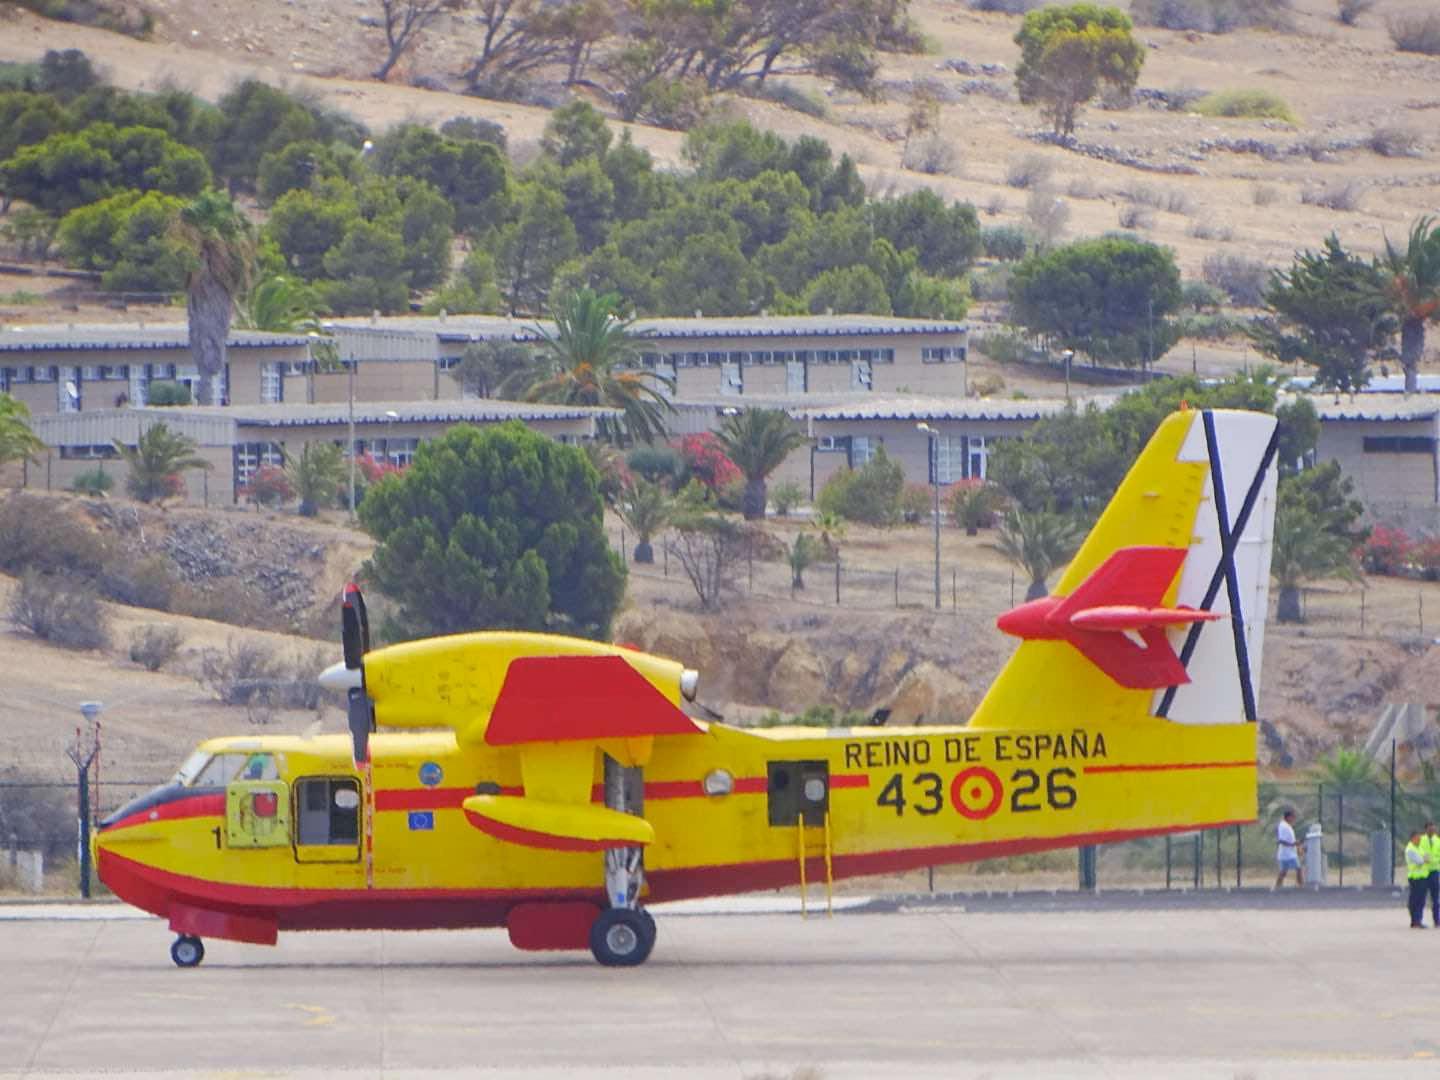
[1203,253,1270,307]
[198,637,326,710]
[129,624,182,671]
[1024,188,1069,246]
[1181,280,1227,312]
[1192,90,1296,124]
[1188,221,1234,242]
[973,328,1029,364]
[1066,177,1099,199]
[816,447,904,527]
[70,467,114,496]
[0,494,106,578]
[1180,313,1242,340]
[1362,525,1412,575]
[982,225,1029,261]
[243,465,294,509]
[676,433,741,493]
[1413,537,1440,582]
[1121,184,1194,214]
[1337,0,1376,26]
[1389,11,1440,56]
[770,480,805,516]
[950,479,1002,534]
[1118,203,1155,230]
[439,116,507,150]
[983,193,1006,217]
[749,81,829,119]
[1006,154,1053,190]
[99,554,176,611]
[968,0,1046,11]
[626,445,685,488]
[1300,181,1363,211]
[1131,0,1294,33]
[900,485,933,524]
[145,380,192,406]
[970,264,1014,303]
[9,570,109,650]
[902,134,960,176]
[1252,185,1281,207]
[1368,127,1422,158]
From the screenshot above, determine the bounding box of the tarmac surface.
[2,891,1435,1079]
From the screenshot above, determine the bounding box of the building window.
[260,363,284,404]
[850,435,879,467]
[720,363,743,396]
[880,348,895,364]
[1363,436,1436,454]
[934,435,965,484]
[235,442,285,488]
[967,435,998,480]
[7,367,28,384]
[436,355,459,371]
[851,359,873,391]
[59,444,119,460]
[922,347,953,364]
[708,351,727,366]
[33,365,56,383]
[372,437,419,468]
[786,357,806,394]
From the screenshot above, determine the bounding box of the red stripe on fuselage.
[102,793,225,833]
[1083,761,1255,775]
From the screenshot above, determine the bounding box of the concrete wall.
[1316,417,1439,519]
[308,361,444,404]
[32,444,235,508]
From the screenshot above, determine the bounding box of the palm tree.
[526,288,673,444]
[0,393,45,479]
[997,510,1083,600]
[286,441,345,517]
[1270,499,1360,623]
[1380,215,1440,394]
[715,408,807,520]
[236,274,324,333]
[115,423,211,503]
[614,477,671,563]
[787,532,821,591]
[174,191,255,406]
[1310,748,1380,794]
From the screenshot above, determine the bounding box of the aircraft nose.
[319,661,363,690]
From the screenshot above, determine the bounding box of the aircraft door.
[767,760,829,827]
[293,777,362,863]
[225,781,292,848]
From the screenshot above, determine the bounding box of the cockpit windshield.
[171,751,278,787]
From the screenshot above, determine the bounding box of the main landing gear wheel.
[589,908,656,967]
[170,934,205,968]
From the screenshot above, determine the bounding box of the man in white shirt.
[1275,809,1303,888]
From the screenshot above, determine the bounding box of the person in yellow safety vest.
[1424,821,1440,927]
[1407,829,1430,929]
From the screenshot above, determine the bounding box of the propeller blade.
[341,583,365,671]
[347,686,372,765]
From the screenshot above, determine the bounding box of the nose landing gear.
[170,934,205,967]
[589,906,656,966]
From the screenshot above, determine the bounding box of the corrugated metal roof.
[177,399,618,428]
[31,408,238,447]
[0,324,311,352]
[1311,394,1440,422]
[324,313,969,344]
[799,397,1089,422]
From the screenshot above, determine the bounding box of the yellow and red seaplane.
[96,407,1278,967]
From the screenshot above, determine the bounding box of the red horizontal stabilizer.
[485,654,702,746]
[1050,546,1188,625]
[1069,625,1190,690]
[1069,605,1224,631]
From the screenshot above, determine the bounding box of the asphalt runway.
[2,896,1435,1079]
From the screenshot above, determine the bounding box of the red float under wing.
[1068,626,1190,690]
[485,654,702,746]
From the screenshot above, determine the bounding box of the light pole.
[347,361,357,519]
[67,703,102,899]
[916,422,941,609]
[1062,349,1075,401]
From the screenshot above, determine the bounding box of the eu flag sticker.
[408,810,434,831]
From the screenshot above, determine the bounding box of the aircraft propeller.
[333,583,375,764]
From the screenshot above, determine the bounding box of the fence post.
[1338,792,1345,887]
[1009,570,1015,606]
[663,536,668,577]
[1215,826,1222,888]
[835,559,841,605]
[1165,835,1172,890]
[951,568,957,612]
[1235,824,1242,889]
[620,526,626,565]
[1193,832,1202,889]
[894,567,899,608]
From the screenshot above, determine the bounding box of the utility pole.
[347,361,357,520]
[67,703,102,899]
[916,423,941,609]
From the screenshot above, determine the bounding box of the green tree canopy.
[1009,235,1183,368]
[0,122,211,214]
[1379,215,1440,394]
[1250,234,1395,393]
[357,421,625,640]
[1272,464,1365,623]
[1015,4,1144,136]
[56,189,191,293]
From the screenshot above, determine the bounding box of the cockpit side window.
[192,752,276,787]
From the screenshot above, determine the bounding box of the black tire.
[170,935,204,968]
[589,907,655,967]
